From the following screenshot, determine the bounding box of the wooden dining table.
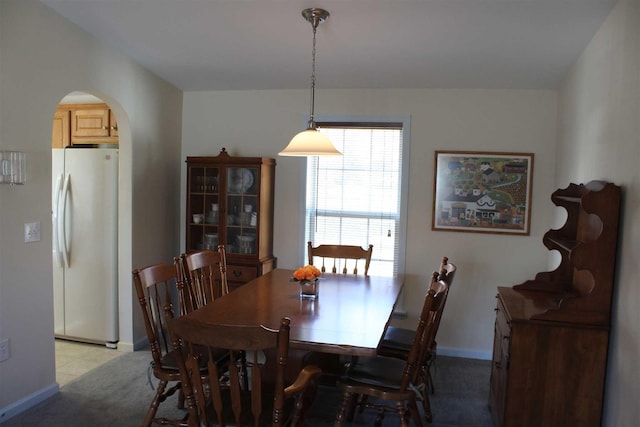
[184,268,405,357]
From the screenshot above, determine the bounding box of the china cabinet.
[185,148,276,290]
[489,181,621,427]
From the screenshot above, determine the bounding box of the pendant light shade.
[280,128,342,156]
[279,8,341,157]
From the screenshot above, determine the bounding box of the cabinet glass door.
[188,166,220,251]
[225,167,258,255]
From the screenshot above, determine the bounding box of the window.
[305,119,410,277]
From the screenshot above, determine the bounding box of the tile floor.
[55,339,123,387]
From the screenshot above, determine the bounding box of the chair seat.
[380,326,415,353]
[342,356,406,390]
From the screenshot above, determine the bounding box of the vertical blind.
[305,122,404,277]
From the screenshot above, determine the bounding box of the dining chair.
[304,241,374,384]
[132,262,191,427]
[307,241,373,275]
[378,257,456,417]
[165,310,323,427]
[334,272,449,426]
[134,262,231,426]
[174,246,229,314]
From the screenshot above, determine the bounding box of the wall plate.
[24,222,41,243]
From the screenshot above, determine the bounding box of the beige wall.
[0,0,182,414]
[182,88,558,357]
[557,0,640,425]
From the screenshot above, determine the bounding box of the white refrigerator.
[52,147,119,348]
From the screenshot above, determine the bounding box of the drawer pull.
[233,270,242,277]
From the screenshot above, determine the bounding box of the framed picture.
[432,151,534,235]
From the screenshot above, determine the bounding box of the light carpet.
[2,349,493,426]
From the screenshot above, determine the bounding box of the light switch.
[24,222,41,243]
[0,338,9,362]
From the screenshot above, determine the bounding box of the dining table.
[184,268,405,357]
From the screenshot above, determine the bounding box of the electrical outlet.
[0,338,9,362]
[24,221,41,243]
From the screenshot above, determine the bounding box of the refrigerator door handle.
[61,173,71,268]
[52,173,64,267]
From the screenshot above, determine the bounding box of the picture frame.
[432,151,534,235]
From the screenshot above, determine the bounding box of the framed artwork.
[432,151,534,235]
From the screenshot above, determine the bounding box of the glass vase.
[299,280,319,300]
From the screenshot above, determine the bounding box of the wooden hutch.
[489,181,621,427]
[185,149,276,290]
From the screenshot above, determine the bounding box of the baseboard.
[0,383,58,424]
[437,347,492,361]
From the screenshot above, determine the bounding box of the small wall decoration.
[432,151,534,235]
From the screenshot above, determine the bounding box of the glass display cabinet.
[185,148,276,290]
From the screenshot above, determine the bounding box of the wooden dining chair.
[307,241,373,276]
[165,310,323,427]
[334,272,449,426]
[304,241,373,384]
[132,263,191,427]
[378,257,456,418]
[134,262,231,426]
[174,246,229,314]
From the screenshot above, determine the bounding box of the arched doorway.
[51,91,124,386]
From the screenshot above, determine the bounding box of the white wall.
[0,0,183,415]
[557,0,640,425]
[182,88,558,358]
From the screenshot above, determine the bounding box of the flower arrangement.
[291,265,322,284]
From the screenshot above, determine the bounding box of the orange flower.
[292,265,322,282]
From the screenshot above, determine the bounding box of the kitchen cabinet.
[71,103,118,143]
[489,181,621,427]
[52,103,119,147]
[52,109,71,149]
[185,148,276,290]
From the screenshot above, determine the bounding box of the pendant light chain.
[308,18,318,129]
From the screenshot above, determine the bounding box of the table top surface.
[185,268,405,356]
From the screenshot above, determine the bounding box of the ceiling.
[39,0,616,91]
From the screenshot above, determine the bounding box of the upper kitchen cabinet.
[52,103,119,147]
[70,103,118,143]
[185,148,276,290]
[111,115,119,139]
[52,109,71,149]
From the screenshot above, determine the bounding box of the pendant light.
[279,8,342,156]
